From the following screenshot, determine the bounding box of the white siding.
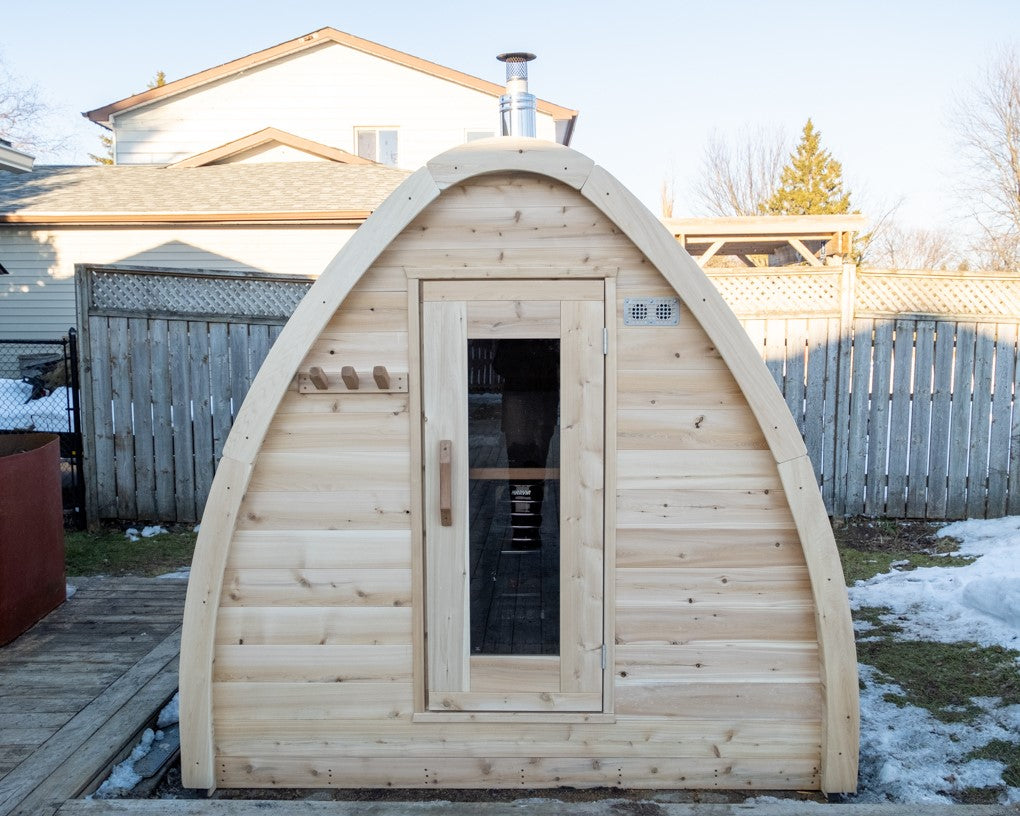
[113,42,559,168]
[0,225,356,339]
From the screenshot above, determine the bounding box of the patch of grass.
[833,516,973,584]
[65,525,197,576]
[839,547,976,585]
[857,638,1020,723]
[958,785,1006,805]
[966,739,1020,790]
[852,605,905,639]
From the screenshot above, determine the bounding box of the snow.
[850,517,1020,648]
[0,378,71,432]
[90,694,180,799]
[65,583,76,600]
[854,666,1020,804]
[91,728,158,798]
[848,516,1020,804]
[155,567,190,581]
[124,526,168,542]
[157,692,179,729]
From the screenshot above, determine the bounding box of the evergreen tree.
[761,119,851,215]
[90,70,166,165]
[88,133,113,165]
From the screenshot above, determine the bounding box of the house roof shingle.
[0,162,410,225]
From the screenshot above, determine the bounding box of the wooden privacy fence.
[708,264,1020,519]
[78,263,1020,522]
[76,265,312,523]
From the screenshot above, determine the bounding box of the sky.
[2,0,1018,230]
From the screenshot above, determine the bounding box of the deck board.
[0,576,186,816]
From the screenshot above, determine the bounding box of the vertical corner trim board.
[180,137,858,793]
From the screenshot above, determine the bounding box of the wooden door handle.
[439,440,452,526]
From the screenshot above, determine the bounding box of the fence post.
[66,328,87,529]
[73,264,102,529]
[832,263,857,517]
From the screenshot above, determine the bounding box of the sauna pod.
[180,138,859,794]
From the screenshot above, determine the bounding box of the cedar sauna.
[181,69,859,794]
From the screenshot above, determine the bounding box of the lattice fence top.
[706,269,842,317]
[856,271,1020,319]
[85,266,314,321]
[705,267,1020,320]
[82,264,1020,323]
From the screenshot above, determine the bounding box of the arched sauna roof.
[181,138,858,792]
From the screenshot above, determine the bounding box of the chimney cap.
[497,52,536,63]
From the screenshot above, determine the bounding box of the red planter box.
[0,433,65,645]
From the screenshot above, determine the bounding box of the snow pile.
[124,526,168,542]
[157,692,179,729]
[850,516,1020,648]
[91,694,180,799]
[92,728,158,798]
[849,516,1020,804]
[0,379,71,432]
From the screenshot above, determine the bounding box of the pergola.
[662,214,868,268]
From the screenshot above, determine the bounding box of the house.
[0,161,408,339]
[82,27,578,168]
[0,27,579,340]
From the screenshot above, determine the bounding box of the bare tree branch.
[691,124,788,216]
[864,221,961,270]
[0,50,68,157]
[660,170,676,218]
[952,45,1020,268]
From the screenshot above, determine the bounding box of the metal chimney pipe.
[497,52,537,138]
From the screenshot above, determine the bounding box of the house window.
[356,128,398,166]
[466,130,494,142]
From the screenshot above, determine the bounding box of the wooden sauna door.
[421,280,605,713]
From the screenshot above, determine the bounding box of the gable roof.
[0,162,408,225]
[167,127,375,168]
[83,27,579,131]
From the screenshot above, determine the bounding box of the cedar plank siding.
[209,172,824,790]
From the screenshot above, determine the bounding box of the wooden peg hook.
[341,366,360,390]
[308,366,329,390]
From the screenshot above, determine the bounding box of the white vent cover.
[623,297,680,326]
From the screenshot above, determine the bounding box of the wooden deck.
[0,576,187,816]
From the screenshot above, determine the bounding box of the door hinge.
[602,327,609,355]
[601,643,608,670]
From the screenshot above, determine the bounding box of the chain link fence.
[0,331,85,528]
